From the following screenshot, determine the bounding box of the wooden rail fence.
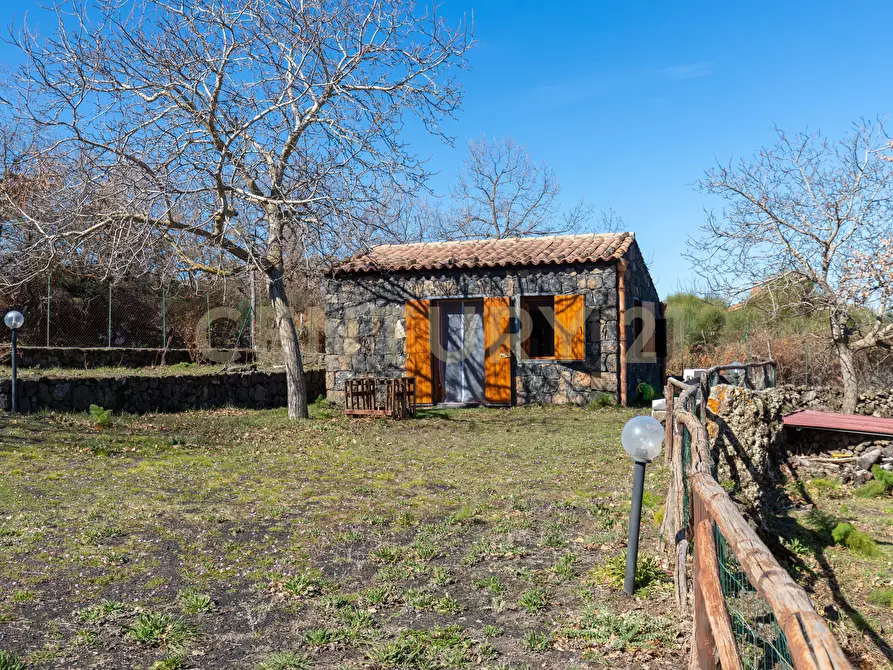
[661,361,851,670]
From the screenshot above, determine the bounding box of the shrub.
[831,522,879,557]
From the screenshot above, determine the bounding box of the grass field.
[0,404,684,669]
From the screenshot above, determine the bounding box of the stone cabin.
[324,233,664,407]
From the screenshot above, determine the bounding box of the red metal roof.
[333,232,635,275]
[782,410,893,437]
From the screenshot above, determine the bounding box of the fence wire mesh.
[1,271,325,363]
[715,525,794,670]
[677,362,787,670]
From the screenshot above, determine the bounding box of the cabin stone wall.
[622,240,662,403]
[324,261,633,406]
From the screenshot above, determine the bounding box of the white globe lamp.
[4,310,25,413]
[621,414,665,595]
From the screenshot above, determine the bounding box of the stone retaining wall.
[14,347,194,368]
[10,347,267,369]
[0,369,325,414]
[706,384,893,524]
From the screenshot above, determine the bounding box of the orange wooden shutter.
[484,297,512,404]
[405,300,432,404]
[554,294,585,360]
[643,301,656,356]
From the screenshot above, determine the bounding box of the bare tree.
[689,122,893,411]
[446,135,591,239]
[2,0,471,418]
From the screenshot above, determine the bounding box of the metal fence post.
[250,271,256,353]
[46,273,51,347]
[804,340,809,385]
[108,283,112,346]
[161,285,166,349]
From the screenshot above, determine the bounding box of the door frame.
[433,298,485,405]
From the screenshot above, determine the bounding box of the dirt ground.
[0,404,687,669]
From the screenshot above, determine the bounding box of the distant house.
[325,233,664,407]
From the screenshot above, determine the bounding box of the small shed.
[325,232,664,407]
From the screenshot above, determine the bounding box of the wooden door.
[484,297,512,404]
[405,300,433,404]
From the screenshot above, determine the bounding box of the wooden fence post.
[664,384,674,464]
[690,488,716,670]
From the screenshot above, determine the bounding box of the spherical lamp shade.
[4,310,24,330]
[621,415,664,462]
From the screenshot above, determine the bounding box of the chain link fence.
[1,271,325,366]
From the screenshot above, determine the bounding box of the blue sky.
[4,1,893,296]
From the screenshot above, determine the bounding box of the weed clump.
[831,522,879,557]
[257,651,311,670]
[560,607,675,650]
[588,392,615,409]
[589,551,664,591]
[0,650,25,670]
[89,404,113,429]
[868,588,893,608]
[855,467,893,498]
[178,587,216,614]
[522,629,552,652]
[518,587,548,613]
[127,612,197,650]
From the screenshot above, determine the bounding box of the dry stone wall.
[706,384,893,524]
[16,347,193,368]
[0,369,325,414]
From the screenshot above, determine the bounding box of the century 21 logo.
[194,301,658,363]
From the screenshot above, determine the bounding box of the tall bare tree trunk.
[830,309,858,414]
[835,341,858,414]
[266,266,308,419]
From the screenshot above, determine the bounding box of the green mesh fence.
[714,525,793,670]
[675,363,788,667]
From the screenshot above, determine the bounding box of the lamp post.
[621,414,664,596]
[4,310,24,413]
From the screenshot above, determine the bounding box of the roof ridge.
[335,232,636,276]
[369,231,631,252]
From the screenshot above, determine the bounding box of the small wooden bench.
[782,410,893,438]
[344,377,417,419]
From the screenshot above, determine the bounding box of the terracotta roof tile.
[333,233,635,275]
